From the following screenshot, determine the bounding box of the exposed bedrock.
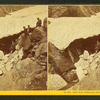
[49,6,100,17]
[49,34,100,84]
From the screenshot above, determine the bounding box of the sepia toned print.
[0,5,47,90]
[48,5,100,90]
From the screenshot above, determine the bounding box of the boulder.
[48,73,67,90]
[16,33,31,51]
[74,51,90,81]
[49,42,78,83]
[35,27,46,37]
[0,50,4,60]
[35,42,47,58]
[39,36,47,44]
[62,70,78,83]
[0,58,47,90]
[14,58,47,90]
[49,42,75,73]
[70,66,100,90]
[16,58,42,78]
[30,27,46,42]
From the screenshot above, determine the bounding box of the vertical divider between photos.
[47,5,49,90]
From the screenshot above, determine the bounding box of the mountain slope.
[49,6,100,17]
[0,6,31,17]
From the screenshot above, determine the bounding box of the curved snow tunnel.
[0,32,22,54]
[63,34,100,64]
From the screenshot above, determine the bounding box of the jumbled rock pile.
[0,18,47,90]
[48,42,78,90]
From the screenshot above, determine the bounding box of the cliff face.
[49,6,100,17]
[0,6,31,17]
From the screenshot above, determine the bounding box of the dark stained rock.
[62,70,78,83]
[49,6,100,17]
[30,27,46,42]
[48,73,67,90]
[49,42,75,74]
[49,42,78,83]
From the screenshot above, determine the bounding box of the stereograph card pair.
[0,5,99,95]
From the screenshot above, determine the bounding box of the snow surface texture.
[49,13,100,50]
[0,5,47,38]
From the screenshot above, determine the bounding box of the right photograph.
[48,5,100,90]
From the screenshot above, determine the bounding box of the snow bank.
[0,5,47,38]
[49,13,100,50]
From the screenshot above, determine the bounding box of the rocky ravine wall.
[49,6,100,17]
[0,6,31,17]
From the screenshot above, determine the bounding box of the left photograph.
[0,5,47,90]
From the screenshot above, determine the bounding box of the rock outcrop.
[0,19,47,90]
[0,58,47,90]
[0,6,31,17]
[49,42,75,73]
[49,6,100,17]
[49,34,100,90]
[49,42,78,84]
